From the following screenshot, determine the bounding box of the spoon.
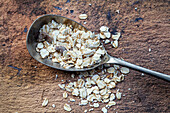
[26,14,170,81]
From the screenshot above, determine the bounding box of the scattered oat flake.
[93,103,99,107]
[128,88,131,90]
[70,98,75,102]
[64,103,72,111]
[71,74,75,78]
[141,73,144,76]
[42,98,48,107]
[149,48,151,52]
[52,104,56,108]
[89,108,94,111]
[107,101,116,107]
[116,91,122,99]
[102,107,107,113]
[84,109,88,113]
[63,91,68,98]
[120,67,130,74]
[79,14,88,19]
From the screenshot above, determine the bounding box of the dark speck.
[24,27,27,33]
[107,11,111,20]
[110,27,118,35]
[54,6,62,10]
[51,10,53,12]
[2,44,6,46]
[70,10,74,13]
[66,9,69,14]
[132,1,140,5]
[66,0,70,3]
[134,17,143,22]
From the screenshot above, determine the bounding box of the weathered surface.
[0,0,170,112]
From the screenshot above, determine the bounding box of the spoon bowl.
[26,14,170,81]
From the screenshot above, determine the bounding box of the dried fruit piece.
[79,14,88,19]
[102,107,107,113]
[42,98,48,107]
[64,103,72,111]
[63,91,68,98]
[120,67,130,74]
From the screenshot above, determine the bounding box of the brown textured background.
[0,0,170,113]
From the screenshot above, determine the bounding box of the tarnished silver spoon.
[26,14,170,81]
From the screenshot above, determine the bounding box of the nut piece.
[63,91,68,98]
[79,14,88,19]
[120,67,130,74]
[64,103,72,111]
[102,107,107,113]
[42,98,48,107]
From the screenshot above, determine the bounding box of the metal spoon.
[26,14,170,81]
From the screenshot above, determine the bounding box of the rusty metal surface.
[0,0,170,112]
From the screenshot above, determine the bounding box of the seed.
[79,14,88,19]
[64,103,72,111]
[42,98,48,107]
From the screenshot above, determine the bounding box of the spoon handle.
[107,56,170,82]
